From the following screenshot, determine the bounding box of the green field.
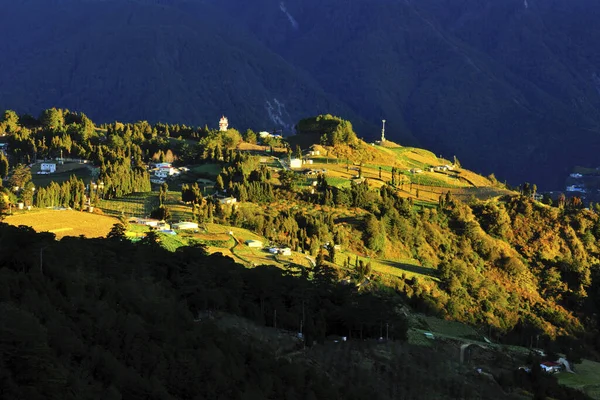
[558,359,600,399]
[4,209,117,239]
[99,191,193,221]
[191,163,223,178]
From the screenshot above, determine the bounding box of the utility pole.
[381,120,386,143]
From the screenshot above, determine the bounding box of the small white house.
[172,222,199,230]
[246,240,263,248]
[40,163,56,173]
[540,362,562,373]
[219,196,237,205]
[279,248,292,256]
[290,158,302,169]
[155,167,179,179]
[132,218,161,227]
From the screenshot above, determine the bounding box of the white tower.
[219,116,229,132]
[381,119,386,143]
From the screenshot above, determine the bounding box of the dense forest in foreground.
[2,109,600,398]
[0,223,592,400]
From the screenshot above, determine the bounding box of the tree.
[243,129,257,144]
[20,181,35,206]
[1,110,19,133]
[363,214,385,253]
[8,164,31,189]
[295,145,303,160]
[40,108,64,130]
[150,205,171,221]
[0,152,8,179]
[279,170,301,190]
[159,182,169,205]
[107,223,127,241]
[216,174,225,192]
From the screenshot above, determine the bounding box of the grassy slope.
[298,140,513,203]
[558,360,600,399]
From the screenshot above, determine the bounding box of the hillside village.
[2,110,600,399]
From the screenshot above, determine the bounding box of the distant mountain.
[215,0,600,189]
[0,0,365,133]
[2,0,600,188]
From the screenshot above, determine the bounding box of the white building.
[245,240,263,248]
[219,116,229,132]
[40,163,56,173]
[289,158,302,169]
[172,221,199,230]
[155,167,179,179]
[218,196,237,205]
[131,218,161,227]
[280,248,292,256]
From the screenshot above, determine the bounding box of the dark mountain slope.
[0,0,364,132]
[3,0,600,187]
[216,0,600,188]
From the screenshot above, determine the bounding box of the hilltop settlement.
[1,109,600,399]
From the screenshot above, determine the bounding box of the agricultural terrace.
[299,141,513,203]
[99,191,194,221]
[4,209,117,239]
[125,221,313,269]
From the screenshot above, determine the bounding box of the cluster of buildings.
[129,217,200,234]
[149,162,189,184]
[267,246,292,256]
[259,131,283,140]
[243,240,292,256]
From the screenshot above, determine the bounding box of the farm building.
[279,247,292,256]
[156,221,170,230]
[40,163,56,173]
[289,158,302,169]
[218,196,237,205]
[540,362,562,373]
[131,218,161,227]
[155,167,179,179]
[172,221,199,230]
[245,240,263,248]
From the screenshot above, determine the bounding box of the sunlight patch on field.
[5,210,118,239]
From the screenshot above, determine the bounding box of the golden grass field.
[4,209,118,239]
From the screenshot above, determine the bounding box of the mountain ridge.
[2,0,600,188]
